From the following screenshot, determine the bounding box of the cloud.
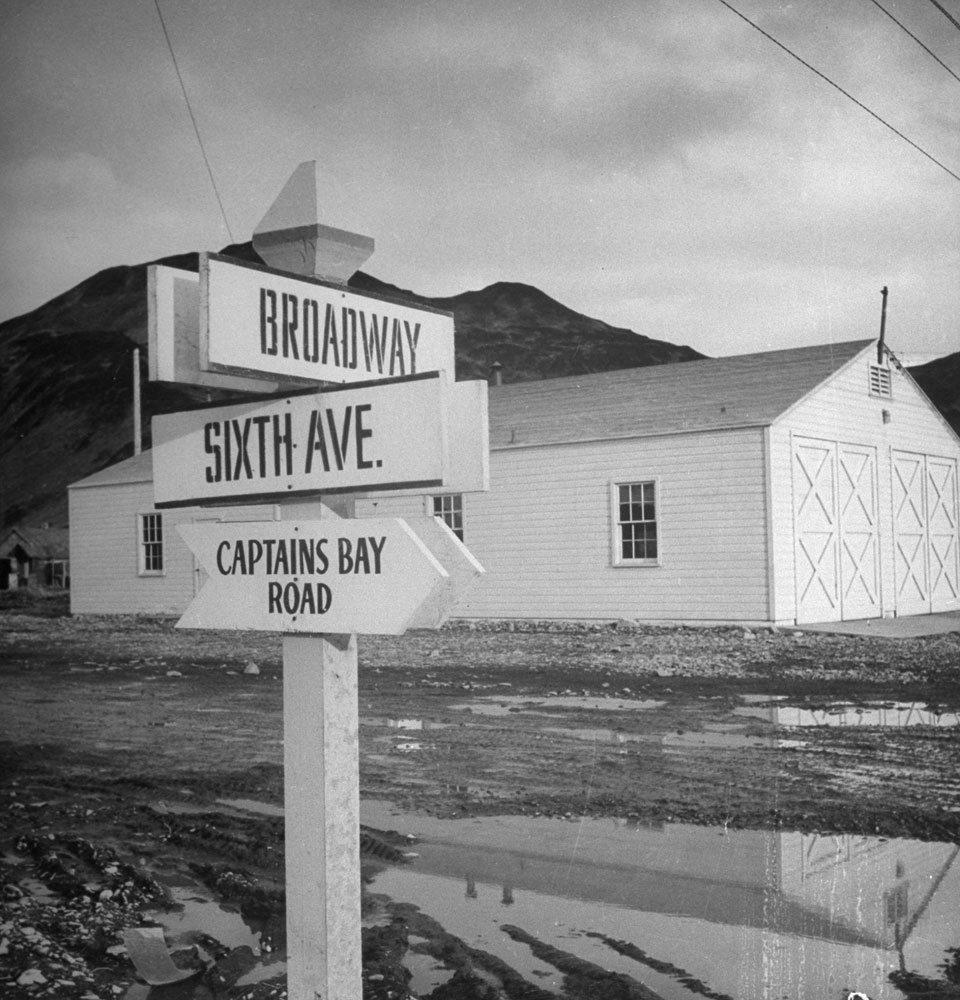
[0,152,119,209]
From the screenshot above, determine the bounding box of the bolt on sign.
[200,253,456,386]
[151,372,488,507]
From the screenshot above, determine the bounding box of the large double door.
[792,437,881,623]
[891,450,960,615]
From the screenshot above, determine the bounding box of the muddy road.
[2,599,959,998]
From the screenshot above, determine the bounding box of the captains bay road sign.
[176,518,448,635]
[151,372,489,508]
[200,253,456,386]
[402,515,484,628]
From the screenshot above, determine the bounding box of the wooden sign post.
[151,161,488,1000]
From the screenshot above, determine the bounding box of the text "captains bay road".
[176,519,448,635]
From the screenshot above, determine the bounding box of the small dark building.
[0,526,70,590]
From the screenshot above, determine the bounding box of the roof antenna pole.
[878,285,888,365]
[133,347,142,456]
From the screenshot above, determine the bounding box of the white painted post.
[283,631,362,1000]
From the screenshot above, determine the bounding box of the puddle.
[216,797,284,818]
[148,885,261,954]
[450,695,666,717]
[538,725,807,751]
[663,731,807,750]
[542,726,648,744]
[403,948,455,994]
[151,801,218,817]
[234,958,287,987]
[736,699,960,728]
[363,716,448,731]
[364,802,960,1000]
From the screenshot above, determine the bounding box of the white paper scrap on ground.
[121,927,196,986]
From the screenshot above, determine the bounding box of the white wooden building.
[69,339,960,624]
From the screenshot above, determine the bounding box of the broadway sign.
[200,253,455,385]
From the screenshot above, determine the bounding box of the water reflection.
[450,695,666,716]
[363,802,960,999]
[736,700,960,728]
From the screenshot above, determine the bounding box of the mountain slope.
[0,243,702,530]
[909,350,960,438]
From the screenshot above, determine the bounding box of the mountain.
[909,350,960,438]
[0,242,702,531]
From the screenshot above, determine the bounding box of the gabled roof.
[488,339,873,449]
[0,526,70,559]
[67,339,876,488]
[68,450,154,490]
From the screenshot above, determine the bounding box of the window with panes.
[614,481,658,563]
[139,513,164,574]
[432,494,464,541]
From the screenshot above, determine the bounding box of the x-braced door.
[927,456,960,611]
[894,451,960,614]
[793,438,840,622]
[793,436,880,623]
[836,444,881,620]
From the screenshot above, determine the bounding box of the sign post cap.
[253,160,374,282]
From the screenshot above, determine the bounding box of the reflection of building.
[376,807,960,999]
[0,525,69,589]
[742,701,960,729]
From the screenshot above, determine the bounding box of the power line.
[153,0,235,241]
[714,0,960,184]
[926,0,960,33]
[866,0,960,86]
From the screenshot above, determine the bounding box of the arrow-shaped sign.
[176,516,448,635]
[403,516,484,628]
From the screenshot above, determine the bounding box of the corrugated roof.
[68,450,154,490]
[488,339,873,448]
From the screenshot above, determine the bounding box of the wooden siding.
[358,428,769,621]
[68,482,277,615]
[769,347,960,622]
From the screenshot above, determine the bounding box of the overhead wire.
[714,0,960,184]
[866,0,960,85]
[926,0,960,33]
[153,0,235,242]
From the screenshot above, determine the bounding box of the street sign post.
[154,161,488,1000]
[200,252,456,385]
[151,372,488,507]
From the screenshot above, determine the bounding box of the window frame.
[609,478,661,567]
[429,493,464,541]
[137,512,165,576]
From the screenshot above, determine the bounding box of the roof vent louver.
[869,364,892,399]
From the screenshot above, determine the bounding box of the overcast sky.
[1,0,957,359]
